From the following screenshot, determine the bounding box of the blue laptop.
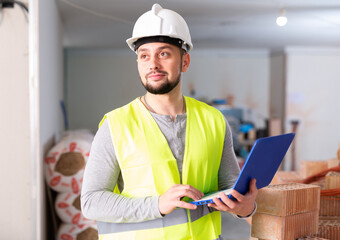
[191,133,295,205]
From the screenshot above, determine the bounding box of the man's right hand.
[158,184,204,215]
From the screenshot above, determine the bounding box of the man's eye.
[160,52,169,57]
[139,54,148,60]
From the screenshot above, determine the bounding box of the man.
[81,4,257,240]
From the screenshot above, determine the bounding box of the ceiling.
[58,0,340,51]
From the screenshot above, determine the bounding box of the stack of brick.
[317,216,340,239]
[325,172,340,190]
[252,236,329,240]
[271,161,330,187]
[297,237,328,240]
[251,183,320,240]
[300,161,329,179]
[297,236,329,240]
[316,171,340,239]
[299,161,330,189]
[271,159,340,187]
[319,172,340,218]
[271,171,302,185]
[328,158,340,169]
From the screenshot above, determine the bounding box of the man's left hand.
[207,178,258,217]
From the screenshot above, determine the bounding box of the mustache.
[146,70,168,78]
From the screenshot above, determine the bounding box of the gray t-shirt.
[81,109,240,223]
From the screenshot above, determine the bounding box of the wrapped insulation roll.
[57,223,98,240]
[55,192,95,225]
[45,135,92,193]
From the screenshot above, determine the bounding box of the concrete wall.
[66,48,270,132]
[285,47,340,169]
[0,4,31,239]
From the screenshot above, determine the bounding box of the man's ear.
[182,53,190,73]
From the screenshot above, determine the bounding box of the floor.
[221,212,251,240]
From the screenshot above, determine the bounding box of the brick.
[317,218,340,240]
[251,211,319,240]
[311,179,326,190]
[300,161,329,178]
[297,237,329,240]
[268,117,282,137]
[302,178,326,190]
[328,158,340,169]
[256,183,320,216]
[271,171,302,185]
[297,237,328,240]
[319,216,340,221]
[320,196,340,216]
[325,172,340,189]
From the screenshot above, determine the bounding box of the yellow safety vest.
[97,96,226,240]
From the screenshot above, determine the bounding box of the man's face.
[137,42,190,95]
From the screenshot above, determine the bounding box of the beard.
[140,72,181,95]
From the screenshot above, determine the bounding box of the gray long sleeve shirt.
[81,108,241,223]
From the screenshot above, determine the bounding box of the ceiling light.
[276,9,287,27]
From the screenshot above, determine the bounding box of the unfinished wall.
[285,47,340,166]
[65,48,270,132]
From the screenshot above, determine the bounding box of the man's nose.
[149,55,160,70]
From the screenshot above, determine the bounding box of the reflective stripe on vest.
[98,96,226,240]
[98,211,222,240]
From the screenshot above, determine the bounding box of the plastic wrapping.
[55,192,95,225]
[45,135,92,193]
[57,223,98,240]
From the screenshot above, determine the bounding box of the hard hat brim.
[126,34,193,53]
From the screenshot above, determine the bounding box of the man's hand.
[159,184,204,215]
[208,179,258,217]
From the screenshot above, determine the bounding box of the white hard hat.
[126,4,193,53]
